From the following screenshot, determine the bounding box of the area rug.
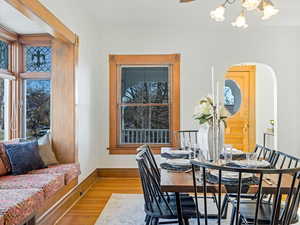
[94,194,234,225]
[95,194,300,225]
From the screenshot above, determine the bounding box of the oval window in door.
[224,79,241,116]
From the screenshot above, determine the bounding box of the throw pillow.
[38,133,59,166]
[0,158,6,176]
[0,139,20,175]
[5,141,46,175]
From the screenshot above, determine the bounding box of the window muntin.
[0,40,9,71]
[23,79,51,138]
[119,66,170,144]
[24,46,52,72]
[0,78,9,140]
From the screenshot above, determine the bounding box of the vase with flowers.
[194,95,230,162]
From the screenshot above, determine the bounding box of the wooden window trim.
[108,54,180,155]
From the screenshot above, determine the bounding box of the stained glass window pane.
[24,80,51,138]
[0,41,9,70]
[24,46,52,72]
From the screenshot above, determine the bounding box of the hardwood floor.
[56,177,142,225]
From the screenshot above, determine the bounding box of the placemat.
[160,162,191,172]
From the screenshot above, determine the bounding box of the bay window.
[0,30,52,140]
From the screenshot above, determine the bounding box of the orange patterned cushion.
[0,189,44,225]
[29,163,81,184]
[0,139,20,175]
[0,214,4,225]
[0,174,65,199]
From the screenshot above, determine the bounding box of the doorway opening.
[224,63,277,152]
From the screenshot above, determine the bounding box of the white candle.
[211,66,215,105]
[216,81,220,119]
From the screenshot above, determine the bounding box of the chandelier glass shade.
[210,0,279,28]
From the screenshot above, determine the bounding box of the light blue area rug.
[95,194,300,225]
[95,194,230,225]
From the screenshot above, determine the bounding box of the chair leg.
[230,207,236,225]
[150,217,159,225]
[184,218,190,225]
[221,195,229,219]
[145,216,151,225]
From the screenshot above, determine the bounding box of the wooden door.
[224,66,256,152]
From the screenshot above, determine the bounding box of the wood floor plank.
[55,177,142,225]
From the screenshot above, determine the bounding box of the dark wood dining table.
[160,168,294,225]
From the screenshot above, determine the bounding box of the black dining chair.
[271,151,300,169]
[176,130,198,149]
[191,159,300,225]
[254,145,276,165]
[136,148,197,225]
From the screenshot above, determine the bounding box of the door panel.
[224,66,256,152]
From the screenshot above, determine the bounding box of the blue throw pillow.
[5,140,46,175]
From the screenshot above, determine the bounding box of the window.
[23,80,51,138]
[120,67,169,144]
[21,43,52,139]
[0,78,9,140]
[24,46,51,72]
[109,54,180,154]
[0,40,9,71]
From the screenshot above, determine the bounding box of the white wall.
[40,0,300,178]
[40,0,103,182]
[255,64,275,147]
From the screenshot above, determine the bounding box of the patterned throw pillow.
[0,139,20,175]
[0,158,7,176]
[5,141,46,175]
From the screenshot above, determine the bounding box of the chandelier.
[180,0,279,28]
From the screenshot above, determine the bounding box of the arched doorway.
[224,63,277,152]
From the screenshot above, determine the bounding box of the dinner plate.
[210,170,253,180]
[166,159,191,166]
[165,150,190,155]
[232,160,270,168]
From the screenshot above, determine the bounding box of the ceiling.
[0,0,47,34]
[83,0,300,28]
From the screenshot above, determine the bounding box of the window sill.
[107,145,175,155]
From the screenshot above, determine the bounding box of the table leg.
[175,192,185,225]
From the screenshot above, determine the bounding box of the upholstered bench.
[0,215,4,225]
[28,163,81,185]
[0,189,44,225]
[0,174,65,199]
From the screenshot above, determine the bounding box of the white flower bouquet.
[194,96,230,127]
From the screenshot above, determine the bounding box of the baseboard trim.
[37,169,98,225]
[97,168,139,178]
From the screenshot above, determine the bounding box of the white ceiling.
[83,0,300,28]
[0,0,47,34]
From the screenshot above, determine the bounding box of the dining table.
[160,165,295,225]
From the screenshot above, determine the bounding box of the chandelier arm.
[224,0,236,7]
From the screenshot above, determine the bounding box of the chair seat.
[28,163,81,184]
[0,189,44,225]
[0,174,65,199]
[145,195,197,219]
[232,200,285,224]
